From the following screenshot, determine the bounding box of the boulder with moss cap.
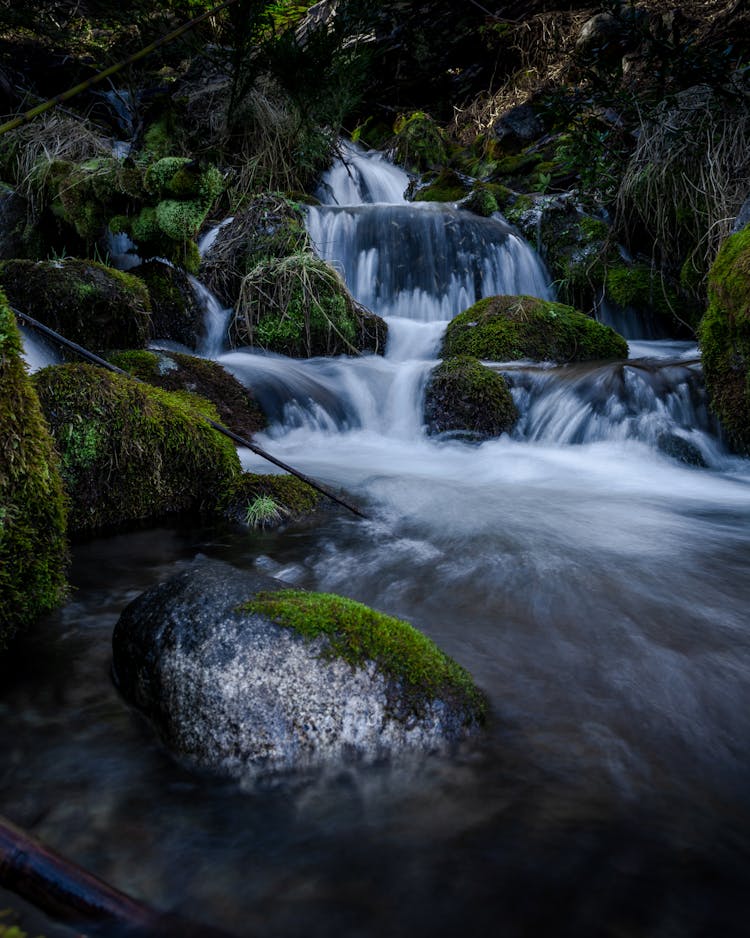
[424,356,518,439]
[112,559,487,780]
[442,295,628,363]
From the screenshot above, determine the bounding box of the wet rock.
[575,13,627,62]
[112,560,486,781]
[424,356,517,439]
[656,432,707,467]
[0,185,28,260]
[130,261,204,349]
[492,103,544,149]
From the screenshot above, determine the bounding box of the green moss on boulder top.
[698,226,750,454]
[107,349,266,439]
[413,170,468,203]
[241,590,487,723]
[33,363,241,532]
[0,259,151,351]
[424,356,518,439]
[0,291,68,649]
[442,295,628,363]
[129,261,204,348]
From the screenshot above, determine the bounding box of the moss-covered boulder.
[220,472,322,529]
[698,226,750,454]
[393,111,449,173]
[233,253,387,358]
[130,261,204,348]
[0,184,30,259]
[107,349,266,439]
[0,291,68,649]
[112,559,487,781]
[200,194,310,306]
[442,295,628,363]
[460,186,500,218]
[111,156,223,274]
[424,356,518,439]
[0,259,151,351]
[605,261,695,331]
[33,364,241,532]
[412,170,468,204]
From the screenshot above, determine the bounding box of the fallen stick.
[14,308,369,520]
[0,815,234,937]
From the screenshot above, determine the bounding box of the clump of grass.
[245,494,286,528]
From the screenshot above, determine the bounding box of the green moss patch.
[413,170,468,203]
[606,261,692,326]
[0,291,68,649]
[698,227,750,454]
[108,349,266,439]
[241,590,487,722]
[442,295,628,363]
[0,258,151,351]
[424,356,518,439]
[33,363,241,532]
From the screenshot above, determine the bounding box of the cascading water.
[6,141,750,938]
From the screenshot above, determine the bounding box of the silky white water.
[8,141,750,938]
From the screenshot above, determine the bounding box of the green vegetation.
[222,471,322,526]
[413,170,468,204]
[606,261,689,326]
[424,356,518,439]
[442,295,628,363]
[234,252,387,357]
[461,187,499,218]
[393,112,448,173]
[107,349,266,438]
[0,291,68,650]
[698,227,750,454]
[241,590,487,722]
[245,495,285,528]
[33,364,241,531]
[0,259,151,350]
[129,261,203,347]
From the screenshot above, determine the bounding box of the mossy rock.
[33,363,241,532]
[442,295,628,363]
[460,186,499,217]
[413,170,468,203]
[0,258,151,351]
[220,472,322,528]
[0,290,68,650]
[424,356,518,439]
[241,589,487,723]
[129,260,203,348]
[200,194,310,306]
[698,226,750,454]
[605,261,692,328]
[393,111,448,173]
[233,253,387,358]
[107,349,266,439]
[113,156,223,275]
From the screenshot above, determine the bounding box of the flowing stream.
[7,142,750,937]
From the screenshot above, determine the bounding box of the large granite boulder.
[112,560,486,781]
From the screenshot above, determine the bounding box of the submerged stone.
[112,560,487,781]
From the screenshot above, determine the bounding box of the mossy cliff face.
[107,349,266,439]
[442,295,628,363]
[33,364,241,532]
[0,291,68,649]
[423,356,518,439]
[0,258,151,351]
[698,226,750,454]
